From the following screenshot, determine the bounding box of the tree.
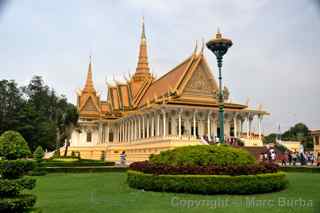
[21,76,78,152]
[0,80,25,133]
[0,76,78,152]
[263,133,278,144]
[282,123,313,150]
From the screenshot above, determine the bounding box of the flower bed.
[129,161,279,175]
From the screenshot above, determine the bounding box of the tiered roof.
[77,20,268,120]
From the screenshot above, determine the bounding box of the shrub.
[0,160,36,179]
[42,159,115,167]
[0,194,37,212]
[33,146,45,163]
[127,170,288,194]
[149,145,256,167]
[0,178,36,196]
[0,131,31,160]
[0,131,37,212]
[129,161,279,175]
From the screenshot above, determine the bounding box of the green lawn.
[30,172,320,213]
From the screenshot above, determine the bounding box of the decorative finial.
[216,27,222,39]
[200,38,205,54]
[193,40,198,55]
[245,98,250,106]
[141,16,146,39]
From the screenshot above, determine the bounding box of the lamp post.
[206,29,232,143]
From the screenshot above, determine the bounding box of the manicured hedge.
[149,145,256,167]
[0,194,37,213]
[127,170,288,194]
[0,177,36,196]
[129,161,278,175]
[279,166,320,173]
[42,160,115,167]
[0,160,36,179]
[44,166,127,173]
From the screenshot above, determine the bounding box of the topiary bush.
[0,131,31,160]
[33,146,44,163]
[149,145,256,167]
[31,146,47,176]
[0,130,38,212]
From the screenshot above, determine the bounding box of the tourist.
[280,151,288,166]
[271,151,276,162]
[317,153,320,167]
[292,152,297,166]
[288,152,292,165]
[263,152,268,162]
[308,152,314,165]
[259,152,264,162]
[120,151,127,166]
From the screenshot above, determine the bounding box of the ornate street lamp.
[206,29,232,143]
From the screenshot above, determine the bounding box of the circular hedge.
[149,145,256,167]
[128,145,289,194]
[127,170,288,194]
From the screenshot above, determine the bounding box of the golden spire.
[134,16,150,77]
[83,56,96,93]
[141,16,146,39]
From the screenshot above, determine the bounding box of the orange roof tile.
[138,55,196,107]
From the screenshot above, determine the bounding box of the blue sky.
[0,0,319,134]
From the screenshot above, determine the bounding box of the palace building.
[67,20,269,162]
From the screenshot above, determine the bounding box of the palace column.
[193,110,197,137]
[124,121,126,142]
[249,116,253,137]
[129,120,132,141]
[151,113,155,137]
[213,118,217,140]
[178,110,182,138]
[258,115,263,139]
[162,110,166,137]
[246,117,250,138]
[142,115,145,139]
[146,115,150,138]
[240,118,244,136]
[157,113,160,136]
[106,125,109,143]
[137,117,140,139]
[207,111,212,140]
[171,113,176,136]
[124,120,129,142]
[224,114,230,138]
[119,122,122,142]
[135,117,138,140]
[125,121,127,142]
[115,126,118,143]
[233,116,238,138]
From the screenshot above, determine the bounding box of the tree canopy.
[263,123,314,149]
[0,76,78,151]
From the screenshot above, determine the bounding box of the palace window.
[86,132,92,142]
[316,136,319,145]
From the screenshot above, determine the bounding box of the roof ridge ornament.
[200,38,205,54]
[193,40,198,55]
